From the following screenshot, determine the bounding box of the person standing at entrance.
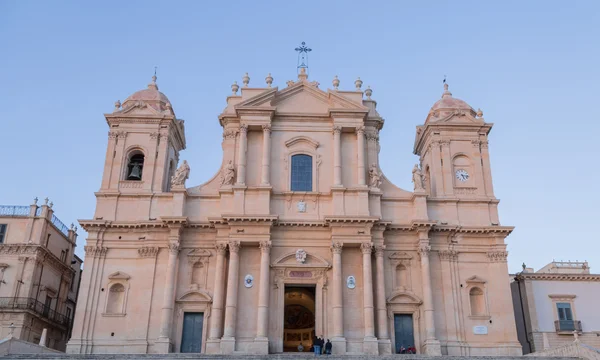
[325,339,332,355]
[313,336,321,355]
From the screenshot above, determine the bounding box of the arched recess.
[122,146,148,182]
[103,271,131,316]
[465,275,490,319]
[174,290,213,354]
[284,136,321,192]
[187,249,211,291]
[388,252,413,291]
[452,154,474,188]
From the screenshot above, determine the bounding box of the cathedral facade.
[66,69,521,355]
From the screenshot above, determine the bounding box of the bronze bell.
[128,163,142,180]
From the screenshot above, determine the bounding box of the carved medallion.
[295,249,307,264]
[244,274,254,288]
[347,275,356,289]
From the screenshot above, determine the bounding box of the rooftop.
[0,199,74,238]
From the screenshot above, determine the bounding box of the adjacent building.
[0,199,82,351]
[67,68,521,355]
[511,260,600,354]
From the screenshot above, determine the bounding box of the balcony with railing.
[554,320,582,333]
[0,204,70,237]
[0,297,72,328]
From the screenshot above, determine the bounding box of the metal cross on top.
[295,41,312,74]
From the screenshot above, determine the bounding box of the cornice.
[0,244,75,275]
[432,225,514,235]
[515,273,600,282]
[274,221,328,228]
[324,216,380,224]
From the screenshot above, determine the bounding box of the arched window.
[291,154,312,191]
[126,153,145,181]
[469,287,485,316]
[106,283,125,314]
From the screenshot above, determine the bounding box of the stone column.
[361,242,378,354]
[260,125,272,185]
[236,124,248,185]
[221,241,241,354]
[208,243,228,340]
[157,241,180,353]
[374,245,389,340]
[254,241,271,353]
[440,140,453,194]
[333,126,342,186]
[356,126,366,186]
[330,241,346,353]
[480,140,495,196]
[418,240,441,355]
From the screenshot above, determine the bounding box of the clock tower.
[414,83,499,225]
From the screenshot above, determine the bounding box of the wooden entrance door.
[394,314,415,353]
[180,312,203,353]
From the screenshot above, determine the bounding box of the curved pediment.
[285,136,319,149]
[272,251,330,268]
[177,289,212,303]
[466,275,487,284]
[387,290,423,305]
[108,271,131,280]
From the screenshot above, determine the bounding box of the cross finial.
[295,41,312,75]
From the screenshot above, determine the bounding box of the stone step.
[4,355,580,360]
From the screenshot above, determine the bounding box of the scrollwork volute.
[418,242,431,259]
[168,243,180,255]
[223,129,238,140]
[360,242,373,255]
[356,125,365,135]
[228,241,241,254]
[215,243,228,255]
[239,124,248,134]
[259,241,272,253]
[332,126,342,135]
[262,124,271,134]
[330,241,343,255]
[374,244,386,257]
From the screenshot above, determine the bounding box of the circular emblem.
[347,275,356,289]
[244,274,254,288]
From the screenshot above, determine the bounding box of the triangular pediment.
[235,81,367,115]
[118,102,164,116]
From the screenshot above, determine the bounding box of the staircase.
[4,355,581,360]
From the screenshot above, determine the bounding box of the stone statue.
[171,160,190,187]
[412,164,425,191]
[369,163,382,188]
[221,160,235,185]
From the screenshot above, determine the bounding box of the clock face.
[456,169,469,182]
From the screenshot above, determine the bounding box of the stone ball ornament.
[244,274,254,288]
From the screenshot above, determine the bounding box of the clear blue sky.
[1,1,598,273]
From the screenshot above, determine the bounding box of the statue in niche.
[221,160,235,185]
[412,164,425,191]
[369,163,382,188]
[171,160,190,187]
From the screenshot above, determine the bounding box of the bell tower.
[414,83,498,223]
[96,76,186,220]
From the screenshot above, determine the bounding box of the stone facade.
[512,261,600,354]
[0,200,82,351]
[66,70,521,355]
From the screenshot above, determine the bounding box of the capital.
[356,125,365,135]
[418,241,431,257]
[332,126,342,135]
[215,243,228,255]
[239,124,248,134]
[330,241,343,254]
[374,244,386,257]
[228,240,241,254]
[259,240,272,253]
[168,243,180,255]
[360,242,373,255]
[262,124,272,133]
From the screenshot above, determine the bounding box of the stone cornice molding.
[324,216,380,224]
[213,215,278,225]
[274,221,328,228]
[161,216,188,226]
[431,225,514,236]
[138,246,159,258]
[438,249,459,261]
[0,244,75,275]
[515,273,600,282]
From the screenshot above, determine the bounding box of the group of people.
[298,337,332,355]
[397,345,416,354]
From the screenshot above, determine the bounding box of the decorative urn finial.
[242,73,250,87]
[114,100,121,111]
[476,108,484,118]
[70,223,74,230]
[298,67,308,81]
[231,81,239,95]
[332,75,340,90]
[265,73,273,87]
[365,86,372,99]
[33,197,38,205]
[355,77,363,91]
[44,197,49,206]
[49,201,53,209]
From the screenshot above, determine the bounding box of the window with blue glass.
[291,154,313,191]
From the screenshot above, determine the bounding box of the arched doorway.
[283,286,315,352]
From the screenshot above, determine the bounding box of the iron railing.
[51,214,70,236]
[0,205,29,216]
[554,320,582,332]
[0,297,71,327]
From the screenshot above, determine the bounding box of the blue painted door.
[180,312,203,353]
[394,314,414,353]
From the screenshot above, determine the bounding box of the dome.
[121,75,171,111]
[430,84,472,111]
